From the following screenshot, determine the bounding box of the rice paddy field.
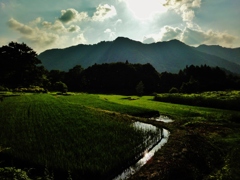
[0,93,160,179]
[1,91,240,179]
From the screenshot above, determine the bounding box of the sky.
[0,0,239,53]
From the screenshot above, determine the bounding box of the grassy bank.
[100,93,240,179]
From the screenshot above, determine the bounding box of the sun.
[126,0,167,20]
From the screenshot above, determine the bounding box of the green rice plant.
[99,94,240,122]
[0,94,160,179]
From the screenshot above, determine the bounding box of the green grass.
[55,93,159,117]
[0,94,159,179]
[99,94,239,121]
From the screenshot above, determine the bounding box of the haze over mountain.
[38,37,240,74]
[196,45,240,66]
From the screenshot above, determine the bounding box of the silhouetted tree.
[79,62,160,94]
[169,87,179,93]
[136,81,144,96]
[0,42,44,88]
[54,81,68,93]
[48,70,66,85]
[65,65,84,91]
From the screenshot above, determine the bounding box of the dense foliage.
[158,65,240,93]
[1,42,240,94]
[0,42,47,88]
[154,91,240,111]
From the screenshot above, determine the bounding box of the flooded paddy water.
[113,116,172,180]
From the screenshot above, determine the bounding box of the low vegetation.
[154,91,240,111]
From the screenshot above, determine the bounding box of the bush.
[13,86,45,93]
[0,167,31,180]
[53,81,68,93]
[169,87,179,93]
[0,86,9,91]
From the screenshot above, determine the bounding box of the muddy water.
[113,121,170,180]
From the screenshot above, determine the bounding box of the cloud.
[7,18,85,52]
[182,9,194,22]
[29,17,42,26]
[192,0,201,8]
[182,28,238,47]
[92,4,117,21]
[0,2,6,9]
[164,0,201,23]
[104,28,116,39]
[42,20,66,33]
[143,26,183,43]
[58,5,117,24]
[59,8,88,23]
[68,25,80,32]
[115,19,123,25]
[160,26,182,41]
[72,33,87,45]
[143,24,237,47]
[8,18,34,35]
[143,36,155,44]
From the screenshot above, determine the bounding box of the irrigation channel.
[113,115,172,180]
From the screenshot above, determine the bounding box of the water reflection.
[149,115,174,123]
[113,122,170,180]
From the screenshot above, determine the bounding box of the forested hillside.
[1,42,240,94]
[38,37,240,74]
[196,45,240,65]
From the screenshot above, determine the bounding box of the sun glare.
[126,0,167,19]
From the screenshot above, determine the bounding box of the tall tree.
[65,65,84,91]
[136,81,144,96]
[0,42,44,88]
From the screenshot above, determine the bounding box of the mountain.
[196,45,240,65]
[38,37,240,74]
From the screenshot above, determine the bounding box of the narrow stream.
[113,116,171,180]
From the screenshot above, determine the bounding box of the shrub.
[0,86,9,91]
[169,87,179,93]
[54,81,68,93]
[136,81,144,96]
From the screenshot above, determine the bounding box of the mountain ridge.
[38,37,240,74]
[196,45,240,65]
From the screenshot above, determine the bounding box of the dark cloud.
[59,8,88,23]
[59,9,78,23]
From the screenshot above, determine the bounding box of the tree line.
[1,42,240,94]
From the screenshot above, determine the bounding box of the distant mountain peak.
[166,39,186,45]
[113,36,141,44]
[38,37,240,74]
[114,36,130,41]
